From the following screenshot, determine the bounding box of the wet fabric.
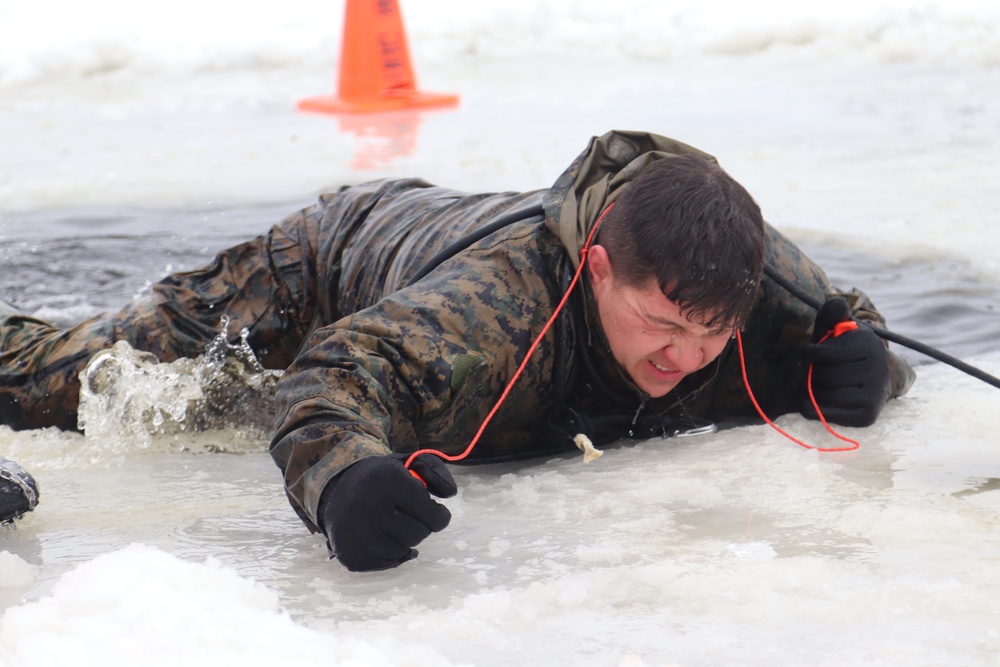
[0,220,315,430]
[0,131,915,533]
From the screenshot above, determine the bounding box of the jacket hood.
[541,130,727,414]
[542,130,718,265]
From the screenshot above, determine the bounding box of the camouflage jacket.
[269,130,913,530]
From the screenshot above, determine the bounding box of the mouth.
[646,359,682,381]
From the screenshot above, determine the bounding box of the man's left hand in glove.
[800,297,891,427]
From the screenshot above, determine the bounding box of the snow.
[2,1,1000,665]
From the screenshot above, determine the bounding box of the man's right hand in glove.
[318,452,457,572]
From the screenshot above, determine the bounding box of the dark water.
[801,243,1000,368]
[2,205,999,371]
[0,204,304,316]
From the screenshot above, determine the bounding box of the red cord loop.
[736,330,859,452]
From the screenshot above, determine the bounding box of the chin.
[639,382,676,399]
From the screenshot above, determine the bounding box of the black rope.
[764,262,1000,390]
[405,210,1000,392]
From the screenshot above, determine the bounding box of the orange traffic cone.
[298,0,459,114]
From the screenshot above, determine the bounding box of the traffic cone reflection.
[337,111,422,169]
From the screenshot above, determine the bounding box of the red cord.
[405,204,616,473]
[405,204,859,479]
[736,330,859,452]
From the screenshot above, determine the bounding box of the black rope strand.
[764,262,1000,390]
[403,207,1000,393]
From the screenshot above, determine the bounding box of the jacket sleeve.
[268,234,559,531]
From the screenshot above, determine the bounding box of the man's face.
[588,246,734,398]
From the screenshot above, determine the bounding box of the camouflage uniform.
[0,131,914,533]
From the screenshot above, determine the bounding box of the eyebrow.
[646,313,700,333]
[646,312,727,336]
[646,314,683,328]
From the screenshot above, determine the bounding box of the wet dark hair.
[596,154,765,331]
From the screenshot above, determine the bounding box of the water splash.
[77,318,283,458]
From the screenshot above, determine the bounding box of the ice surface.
[3,353,999,666]
[2,1,1000,665]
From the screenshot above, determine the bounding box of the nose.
[662,335,705,374]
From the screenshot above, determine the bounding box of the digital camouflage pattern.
[0,131,914,533]
[269,131,915,530]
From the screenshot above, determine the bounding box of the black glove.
[318,452,457,572]
[800,297,890,427]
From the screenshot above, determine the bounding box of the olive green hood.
[542,130,718,266]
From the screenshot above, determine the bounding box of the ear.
[587,244,614,290]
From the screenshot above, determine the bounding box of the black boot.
[0,457,39,524]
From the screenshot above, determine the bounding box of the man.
[0,131,913,571]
